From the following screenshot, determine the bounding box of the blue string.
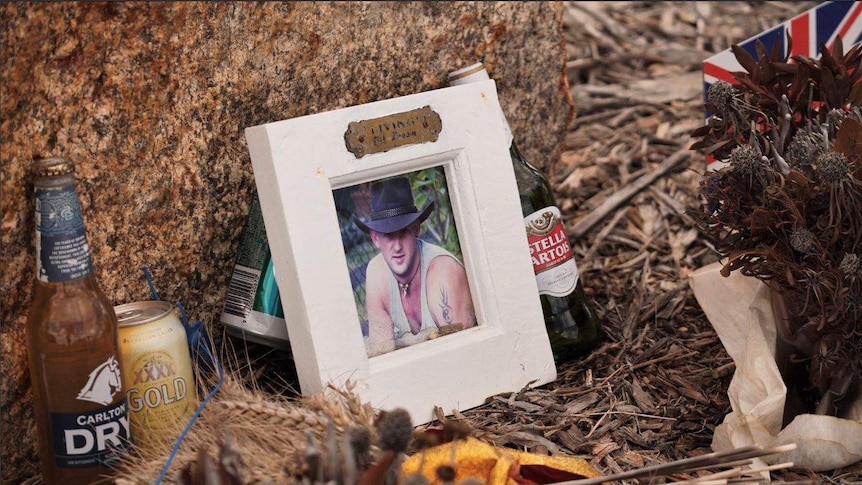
[176,301,216,375]
[154,302,224,485]
[140,266,224,484]
[142,264,161,301]
[155,326,224,484]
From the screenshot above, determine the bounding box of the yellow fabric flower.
[401,437,601,484]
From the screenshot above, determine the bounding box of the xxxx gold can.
[115,300,198,449]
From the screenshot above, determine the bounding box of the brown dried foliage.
[690,35,862,418]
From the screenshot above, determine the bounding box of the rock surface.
[0,2,570,478]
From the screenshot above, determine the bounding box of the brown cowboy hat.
[352,176,434,234]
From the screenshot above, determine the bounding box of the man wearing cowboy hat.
[354,176,477,357]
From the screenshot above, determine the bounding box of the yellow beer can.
[115,300,198,449]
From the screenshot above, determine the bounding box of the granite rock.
[0,2,571,479]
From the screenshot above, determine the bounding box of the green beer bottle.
[448,63,604,363]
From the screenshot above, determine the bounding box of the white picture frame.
[245,80,556,425]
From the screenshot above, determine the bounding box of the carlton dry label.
[45,355,130,469]
[525,206,580,298]
[49,393,129,468]
[116,301,198,449]
[35,183,94,282]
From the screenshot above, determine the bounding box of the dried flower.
[840,253,861,276]
[346,425,372,456]
[346,425,373,473]
[789,227,817,254]
[827,108,847,137]
[727,144,760,175]
[442,420,472,442]
[708,80,736,111]
[784,129,824,169]
[376,409,413,453]
[816,151,850,185]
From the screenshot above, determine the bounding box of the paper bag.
[689,262,862,472]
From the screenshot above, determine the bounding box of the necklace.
[397,259,421,297]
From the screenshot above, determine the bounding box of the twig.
[675,461,794,484]
[569,148,690,239]
[583,207,628,263]
[551,444,797,485]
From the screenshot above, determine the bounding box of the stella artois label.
[525,206,580,297]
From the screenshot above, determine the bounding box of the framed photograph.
[245,80,556,424]
[333,166,476,358]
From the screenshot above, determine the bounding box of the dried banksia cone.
[376,409,413,453]
[708,80,736,111]
[790,226,818,254]
[728,144,761,175]
[840,253,861,276]
[346,424,373,471]
[442,420,472,442]
[816,151,851,184]
[784,128,825,169]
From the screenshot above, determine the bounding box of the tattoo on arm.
[439,286,453,324]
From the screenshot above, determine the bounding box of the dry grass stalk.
[114,376,376,484]
[552,443,796,485]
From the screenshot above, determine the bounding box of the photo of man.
[335,170,477,357]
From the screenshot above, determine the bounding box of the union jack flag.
[702,1,862,169]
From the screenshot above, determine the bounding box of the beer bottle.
[26,157,130,483]
[448,63,604,363]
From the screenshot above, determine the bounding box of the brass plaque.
[344,105,442,158]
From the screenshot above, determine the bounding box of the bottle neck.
[34,179,94,283]
[448,64,515,147]
[449,65,548,190]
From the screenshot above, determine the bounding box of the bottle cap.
[33,157,75,177]
[447,62,490,85]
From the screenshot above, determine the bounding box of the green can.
[220,190,289,349]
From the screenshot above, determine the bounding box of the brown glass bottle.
[27,157,130,484]
[448,63,604,363]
